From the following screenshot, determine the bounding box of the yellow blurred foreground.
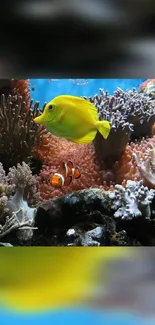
[0,247,128,313]
[0,247,155,318]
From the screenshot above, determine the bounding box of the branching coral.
[84,89,134,161]
[108,180,155,220]
[0,161,40,241]
[7,161,40,206]
[0,94,46,168]
[113,87,155,138]
[85,88,155,158]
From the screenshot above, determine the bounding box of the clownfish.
[48,160,81,188]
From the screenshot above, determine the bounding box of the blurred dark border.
[0,0,155,78]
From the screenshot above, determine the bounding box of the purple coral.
[84,89,134,161]
[83,88,155,163]
[113,87,155,137]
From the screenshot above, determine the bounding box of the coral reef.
[0,83,155,246]
[112,87,155,138]
[0,179,155,246]
[7,161,40,205]
[31,184,155,246]
[0,94,46,169]
[139,79,155,98]
[66,226,107,246]
[109,180,155,220]
[84,89,134,161]
[113,136,155,186]
[11,79,31,112]
[36,136,155,202]
[0,162,40,242]
[33,187,117,246]
[0,79,31,112]
[133,143,155,189]
[34,136,115,200]
[85,88,155,158]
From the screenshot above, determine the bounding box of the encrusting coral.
[0,93,47,168]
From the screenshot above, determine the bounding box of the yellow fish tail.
[96,120,111,139]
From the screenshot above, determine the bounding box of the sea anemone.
[34,136,115,200]
[133,142,155,189]
[113,136,155,186]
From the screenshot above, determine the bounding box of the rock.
[33,188,115,246]
[31,184,155,246]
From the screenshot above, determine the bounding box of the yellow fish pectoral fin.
[69,129,97,144]
[56,110,65,123]
[96,120,111,139]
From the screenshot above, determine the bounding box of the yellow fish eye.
[48,104,53,110]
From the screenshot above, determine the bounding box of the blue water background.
[0,307,154,325]
[30,79,146,107]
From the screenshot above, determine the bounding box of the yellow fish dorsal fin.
[54,95,99,121]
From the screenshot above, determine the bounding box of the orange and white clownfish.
[48,160,81,188]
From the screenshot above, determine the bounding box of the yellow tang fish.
[0,247,127,313]
[34,95,111,144]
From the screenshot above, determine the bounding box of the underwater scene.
[1,78,155,246]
